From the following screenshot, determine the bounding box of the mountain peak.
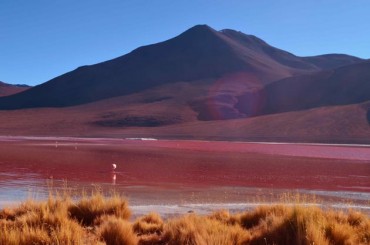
[187,24,214,32]
[177,24,218,39]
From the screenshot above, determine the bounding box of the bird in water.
[111,164,117,185]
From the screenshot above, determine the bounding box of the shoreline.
[2,135,370,147]
[2,186,369,216]
[1,135,370,162]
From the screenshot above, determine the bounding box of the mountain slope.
[0,81,30,97]
[220,29,361,71]
[99,101,370,144]
[259,60,370,115]
[303,54,363,69]
[0,98,368,143]
[0,25,362,110]
[187,60,370,121]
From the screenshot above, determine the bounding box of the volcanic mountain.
[0,25,362,110]
[0,25,368,143]
[0,81,30,97]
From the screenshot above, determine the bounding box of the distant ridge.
[260,60,370,115]
[0,81,31,97]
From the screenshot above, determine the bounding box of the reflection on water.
[112,173,116,185]
[0,172,47,205]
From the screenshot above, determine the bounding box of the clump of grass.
[208,209,239,226]
[240,205,289,229]
[68,192,131,226]
[161,213,251,245]
[133,212,164,235]
[98,216,138,245]
[0,225,51,245]
[242,205,370,245]
[0,197,85,245]
[0,191,130,244]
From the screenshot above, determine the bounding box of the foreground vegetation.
[0,192,369,245]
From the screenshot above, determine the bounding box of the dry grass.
[240,205,370,245]
[0,192,130,245]
[69,192,131,226]
[133,212,164,235]
[98,217,137,245]
[1,193,369,245]
[160,214,251,245]
[0,198,86,245]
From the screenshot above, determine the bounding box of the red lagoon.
[0,136,369,213]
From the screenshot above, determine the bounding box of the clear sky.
[1,0,369,86]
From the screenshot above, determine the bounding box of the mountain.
[0,25,368,143]
[259,60,370,115]
[0,25,362,110]
[0,81,30,97]
[187,59,370,121]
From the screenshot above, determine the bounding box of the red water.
[0,137,369,192]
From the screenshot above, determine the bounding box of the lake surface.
[0,136,369,216]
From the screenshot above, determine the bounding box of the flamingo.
[111,164,117,185]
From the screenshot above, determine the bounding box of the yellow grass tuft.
[0,197,85,245]
[68,192,131,226]
[133,212,164,235]
[98,216,138,245]
[161,214,251,245]
[208,209,239,226]
[242,205,370,245]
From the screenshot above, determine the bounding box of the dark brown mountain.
[220,30,361,71]
[258,60,370,115]
[0,81,30,97]
[0,25,362,110]
[189,59,370,121]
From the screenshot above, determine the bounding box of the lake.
[0,136,369,216]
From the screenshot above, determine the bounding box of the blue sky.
[1,0,369,86]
